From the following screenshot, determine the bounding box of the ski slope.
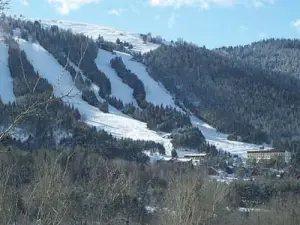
[116,51,178,108]
[117,50,270,157]
[0,42,16,104]
[17,38,173,154]
[95,49,138,106]
[68,55,133,117]
[190,116,272,157]
[41,20,160,54]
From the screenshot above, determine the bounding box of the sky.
[7,0,300,48]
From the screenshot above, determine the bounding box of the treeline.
[229,178,300,207]
[110,56,147,107]
[1,148,300,225]
[7,39,53,97]
[171,126,206,149]
[143,41,300,147]
[97,35,134,54]
[219,38,300,80]
[108,96,192,132]
[5,18,112,97]
[82,90,109,113]
[0,92,165,162]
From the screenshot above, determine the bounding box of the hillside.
[41,19,161,54]
[0,16,269,161]
[218,38,300,79]
[142,41,300,150]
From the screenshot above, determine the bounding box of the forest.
[0,147,300,225]
[142,41,300,151]
[2,7,300,225]
[0,15,209,158]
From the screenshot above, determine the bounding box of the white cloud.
[291,19,300,31]
[149,0,239,9]
[149,0,275,8]
[108,8,126,16]
[21,0,29,7]
[48,0,100,15]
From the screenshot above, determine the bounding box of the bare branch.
[0,37,89,145]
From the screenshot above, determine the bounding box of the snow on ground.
[95,49,138,106]
[6,36,270,159]
[0,126,31,142]
[41,20,160,54]
[53,130,73,145]
[0,42,16,104]
[116,51,178,108]
[17,38,173,154]
[116,50,271,158]
[67,59,89,82]
[68,54,133,117]
[190,116,272,158]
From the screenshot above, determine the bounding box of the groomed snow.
[68,55,134,117]
[10,36,270,159]
[190,116,272,158]
[41,20,160,54]
[95,49,138,106]
[0,42,16,104]
[116,50,271,158]
[116,51,178,108]
[17,38,173,154]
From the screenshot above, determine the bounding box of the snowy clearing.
[41,20,160,54]
[190,116,272,158]
[95,49,138,106]
[17,38,173,154]
[0,42,16,104]
[116,51,178,108]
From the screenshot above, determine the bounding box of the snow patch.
[0,126,31,142]
[53,130,72,145]
[41,20,160,54]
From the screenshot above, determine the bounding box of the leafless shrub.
[157,170,229,225]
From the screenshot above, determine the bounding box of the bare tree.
[157,170,229,225]
[0,35,89,145]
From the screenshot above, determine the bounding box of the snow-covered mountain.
[0,19,272,159]
[41,20,160,54]
[0,39,269,158]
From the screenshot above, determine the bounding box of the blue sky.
[7,0,300,48]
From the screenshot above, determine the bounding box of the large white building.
[247,149,291,163]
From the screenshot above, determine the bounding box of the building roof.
[247,149,286,154]
[183,153,207,157]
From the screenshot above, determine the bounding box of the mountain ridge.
[3,15,294,161]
